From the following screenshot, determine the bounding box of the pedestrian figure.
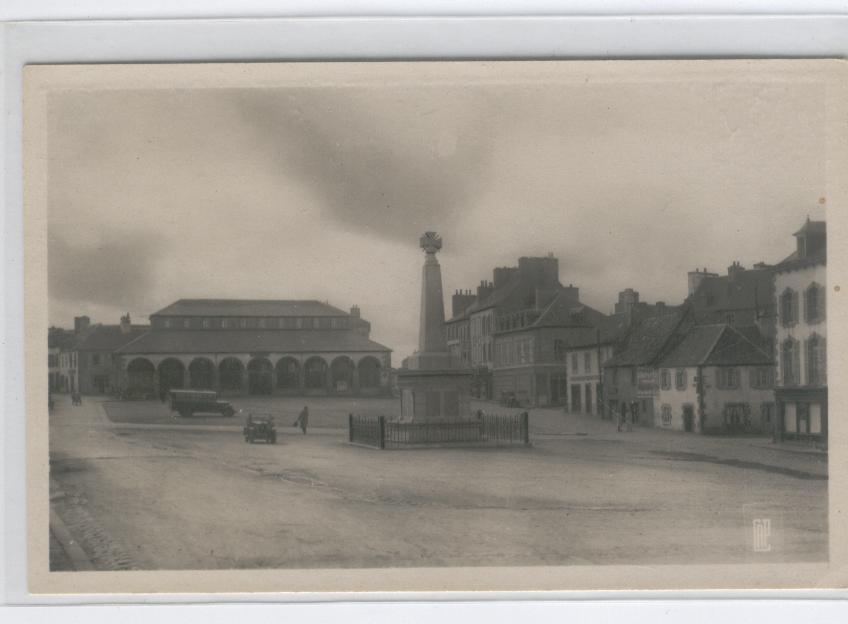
[618,402,627,432]
[629,401,638,432]
[294,405,309,434]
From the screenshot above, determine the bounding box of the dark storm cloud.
[234,89,497,243]
[48,231,164,312]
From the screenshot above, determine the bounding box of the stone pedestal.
[397,232,474,423]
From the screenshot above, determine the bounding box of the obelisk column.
[414,232,451,369]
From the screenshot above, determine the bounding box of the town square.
[38,61,831,576]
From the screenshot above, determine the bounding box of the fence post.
[522,411,529,445]
[378,415,386,450]
[348,413,353,443]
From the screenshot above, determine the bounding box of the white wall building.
[773,219,827,443]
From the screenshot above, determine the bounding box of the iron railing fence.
[348,412,529,449]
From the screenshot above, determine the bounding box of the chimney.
[350,305,360,319]
[727,261,745,282]
[518,256,560,288]
[493,266,518,290]
[476,280,494,302]
[120,313,132,334]
[74,315,90,335]
[687,267,718,296]
[451,290,476,318]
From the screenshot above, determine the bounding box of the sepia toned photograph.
[23,60,848,593]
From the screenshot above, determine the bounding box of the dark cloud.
[234,88,498,244]
[48,230,165,313]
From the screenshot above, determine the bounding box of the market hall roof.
[151,299,351,318]
[115,329,391,355]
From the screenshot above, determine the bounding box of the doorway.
[683,404,695,432]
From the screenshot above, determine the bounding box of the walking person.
[618,401,627,432]
[629,401,639,432]
[294,405,309,435]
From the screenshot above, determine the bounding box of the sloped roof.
[604,309,690,368]
[688,267,775,314]
[773,246,826,273]
[75,325,150,352]
[658,324,772,368]
[793,219,826,237]
[152,299,350,317]
[530,291,604,329]
[115,329,391,355]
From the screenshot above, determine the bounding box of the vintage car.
[169,389,235,418]
[243,414,277,444]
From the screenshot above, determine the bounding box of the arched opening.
[358,356,381,389]
[330,356,355,392]
[127,358,155,394]
[275,357,300,390]
[219,357,244,393]
[158,358,185,399]
[247,357,273,395]
[188,358,215,390]
[304,357,328,390]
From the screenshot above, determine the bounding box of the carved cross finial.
[420,231,442,255]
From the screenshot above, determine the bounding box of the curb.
[50,508,95,571]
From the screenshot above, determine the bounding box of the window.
[806,334,826,386]
[554,340,565,361]
[780,288,798,327]
[164,318,171,329]
[781,338,800,386]
[239,318,248,329]
[202,318,210,329]
[717,367,739,389]
[257,318,265,329]
[675,368,687,390]
[571,353,578,373]
[661,404,672,427]
[92,353,100,366]
[660,369,671,390]
[805,282,825,324]
[725,312,735,325]
[749,366,775,389]
[584,352,592,373]
[183,319,191,329]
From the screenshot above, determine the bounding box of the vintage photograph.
[25,60,843,592]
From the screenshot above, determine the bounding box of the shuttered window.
[780,288,799,327]
[806,334,827,386]
[781,338,800,386]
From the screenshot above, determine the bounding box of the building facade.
[491,290,608,407]
[655,324,775,434]
[686,261,776,340]
[62,314,150,395]
[773,219,827,443]
[603,308,695,426]
[115,299,392,398]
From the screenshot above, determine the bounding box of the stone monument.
[397,232,473,422]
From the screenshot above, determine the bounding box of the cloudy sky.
[47,62,827,360]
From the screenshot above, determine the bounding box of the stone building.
[114,299,392,398]
[602,307,695,426]
[446,254,577,400]
[655,324,775,434]
[59,314,150,395]
[773,219,827,443]
[685,260,776,340]
[562,316,628,416]
[491,289,608,407]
